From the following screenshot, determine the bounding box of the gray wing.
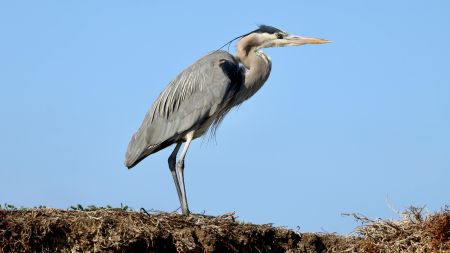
[125,50,242,168]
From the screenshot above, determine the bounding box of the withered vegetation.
[346,206,450,253]
[0,205,449,253]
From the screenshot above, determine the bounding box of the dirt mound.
[0,208,353,252]
[0,206,449,252]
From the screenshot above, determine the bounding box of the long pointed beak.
[284,34,330,46]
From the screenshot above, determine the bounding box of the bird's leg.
[177,131,194,215]
[168,142,183,210]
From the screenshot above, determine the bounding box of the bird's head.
[239,25,329,50]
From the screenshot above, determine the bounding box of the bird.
[125,25,329,215]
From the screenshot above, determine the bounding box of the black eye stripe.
[277,33,283,39]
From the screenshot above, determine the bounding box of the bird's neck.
[235,38,272,104]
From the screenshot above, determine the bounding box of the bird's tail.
[124,129,148,169]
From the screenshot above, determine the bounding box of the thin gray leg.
[168,142,182,210]
[177,131,194,215]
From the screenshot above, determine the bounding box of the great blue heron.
[125,25,328,215]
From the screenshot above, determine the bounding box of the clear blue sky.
[1,1,449,233]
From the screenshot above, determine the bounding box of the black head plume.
[216,25,284,52]
[252,25,283,34]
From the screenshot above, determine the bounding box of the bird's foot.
[181,207,190,216]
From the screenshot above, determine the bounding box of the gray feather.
[125,50,242,168]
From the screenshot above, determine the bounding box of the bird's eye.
[276,33,283,39]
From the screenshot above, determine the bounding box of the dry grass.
[0,205,449,252]
[345,206,450,253]
[0,208,303,253]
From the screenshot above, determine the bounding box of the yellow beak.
[284,34,330,46]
